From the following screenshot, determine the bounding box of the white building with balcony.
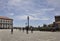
[0,16,13,29]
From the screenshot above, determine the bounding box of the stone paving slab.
[0,29,60,41]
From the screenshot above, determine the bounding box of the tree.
[38,26,41,31]
[43,24,47,27]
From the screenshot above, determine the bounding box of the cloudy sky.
[0,0,60,27]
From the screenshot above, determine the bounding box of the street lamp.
[26,16,29,34]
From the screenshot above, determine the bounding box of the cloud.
[6,0,51,21]
[9,13,14,16]
[40,17,49,20]
[15,15,27,20]
[55,13,60,16]
[14,15,49,20]
[41,8,55,11]
[6,13,14,16]
[47,0,60,7]
[8,0,22,6]
[6,0,55,17]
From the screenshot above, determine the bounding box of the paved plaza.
[0,29,60,41]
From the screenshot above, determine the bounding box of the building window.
[0,19,2,23]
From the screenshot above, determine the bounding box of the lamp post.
[27,16,29,28]
[26,16,29,34]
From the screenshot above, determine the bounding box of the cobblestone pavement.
[0,29,60,41]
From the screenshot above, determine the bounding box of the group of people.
[22,26,33,34]
[11,27,33,34]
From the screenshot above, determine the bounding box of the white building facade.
[0,16,13,29]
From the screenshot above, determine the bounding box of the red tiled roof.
[0,16,13,20]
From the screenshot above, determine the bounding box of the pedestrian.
[23,28,24,32]
[31,27,33,33]
[11,27,13,34]
[26,26,29,34]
